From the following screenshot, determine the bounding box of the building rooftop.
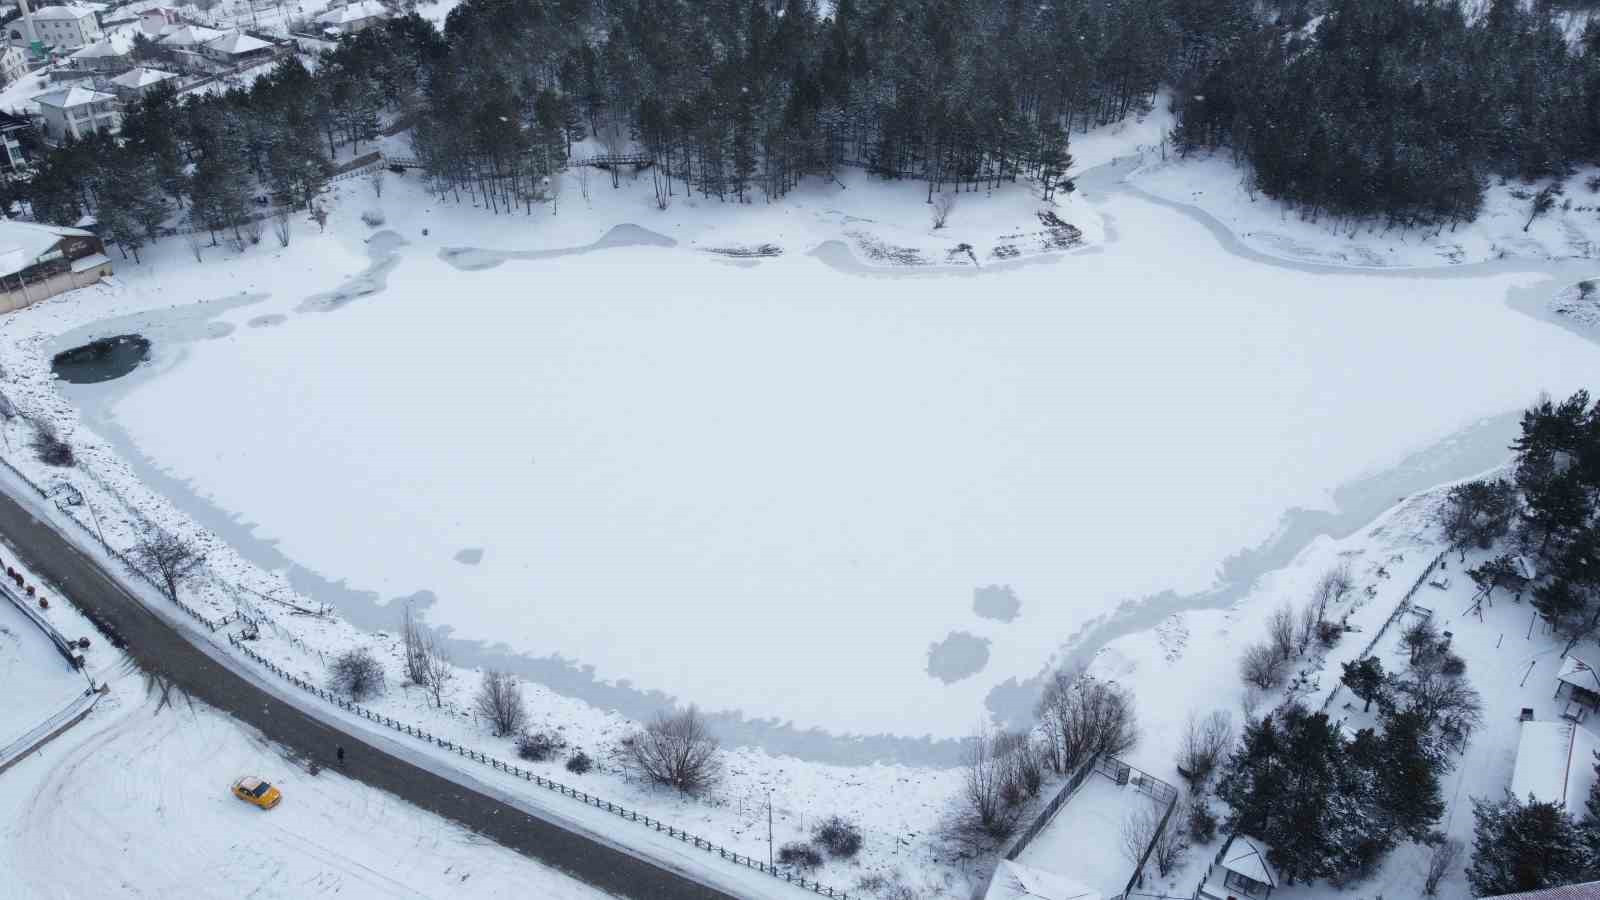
[67,35,130,59]
[1220,836,1278,888]
[34,84,116,109]
[317,0,387,25]
[0,220,94,277]
[29,3,98,21]
[983,861,1101,900]
[1484,880,1600,899]
[108,66,175,89]
[203,31,272,54]
[1511,720,1600,818]
[158,24,224,46]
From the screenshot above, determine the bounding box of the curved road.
[0,484,737,900]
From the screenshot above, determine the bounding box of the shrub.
[1239,642,1286,690]
[361,209,385,227]
[1034,670,1139,773]
[1187,801,1218,843]
[1316,620,1343,647]
[1177,710,1233,789]
[328,647,385,701]
[778,841,823,870]
[1580,280,1596,300]
[565,750,593,774]
[814,815,863,858]
[30,421,74,467]
[621,705,721,793]
[516,730,562,761]
[1441,653,1467,677]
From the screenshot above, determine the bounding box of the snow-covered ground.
[1133,150,1600,269]
[3,104,1600,898]
[0,589,88,753]
[0,666,615,899]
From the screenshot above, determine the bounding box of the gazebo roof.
[1560,656,1600,696]
[1221,836,1278,888]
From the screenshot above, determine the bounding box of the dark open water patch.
[926,631,991,684]
[51,334,151,384]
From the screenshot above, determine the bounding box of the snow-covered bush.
[1239,643,1285,690]
[516,730,562,761]
[29,419,74,467]
[777,841,822,870]
[620,706,721,794]
[361,209,385,228]
[327,647,385,701]
[1187,801,1217,843]
[564,750,592,774]
[814,815,863,858]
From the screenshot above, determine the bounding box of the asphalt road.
[0,484,738,900]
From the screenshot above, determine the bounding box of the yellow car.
[231,776,282,810]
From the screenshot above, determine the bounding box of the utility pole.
[767,789,773,868]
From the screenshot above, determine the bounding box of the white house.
[65,33,128,70]
[0,44,26,84]
[983,860,1101,900]
[1512,720,1600,817]
[25,3,102,50]
[107,66,175,100]
[316,0,388,33]
[33,83,117,142]
[1196,835,1278,900]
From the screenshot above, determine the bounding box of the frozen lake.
[62,171,1600,742]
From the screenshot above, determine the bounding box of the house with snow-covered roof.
[24,3,102,50]
[0,220,110,313]
[107,65,174,100]
[156,23,223,48]
[139,6,179,33]
[200,30,274,66]
[34,83,117,141]
[1511,720,1600,817]
[66,33,129,70]
[316,0,388,34]
[1197,834,1277,900]
[983,860,1101,900]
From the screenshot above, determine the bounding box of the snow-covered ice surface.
[4,106,1600,897]
[0,671,615,900]
[63,153,1600,743]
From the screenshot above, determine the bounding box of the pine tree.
[1468,795,1587,896]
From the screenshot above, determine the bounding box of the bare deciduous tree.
[401,604,431,685]
[127,526,204,603]
[1035,669,1139,774]
[1311,563,1353,622]
[474,668,526,736]
[310,205,328,232]
[420,632,453,708]
[622,706,721,794]
[930,192,955,229]
[369,169,385,198]
[328,647,385,700]
[1268,604,1296,660]
[272,209,291,247]
[1177,710,1233,789]
[1424,837,1464,895]
[1240,642,1286,690]
[184,226,204,262]
[994,729,1045,805]
[958,724,1025,841]
[1295,603,1318,656]
[1121,799,1184,876]
[577,163,592,204]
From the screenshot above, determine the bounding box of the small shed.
[1511,720,1600,819]
[1198,835,1277,900]
[983,860,1101,900]
[1558,657,1600,710]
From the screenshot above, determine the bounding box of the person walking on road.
[336,745,346,767]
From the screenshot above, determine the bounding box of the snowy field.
[55,149,1600,742]
[0,592,88,753]
[0,669,615,899]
